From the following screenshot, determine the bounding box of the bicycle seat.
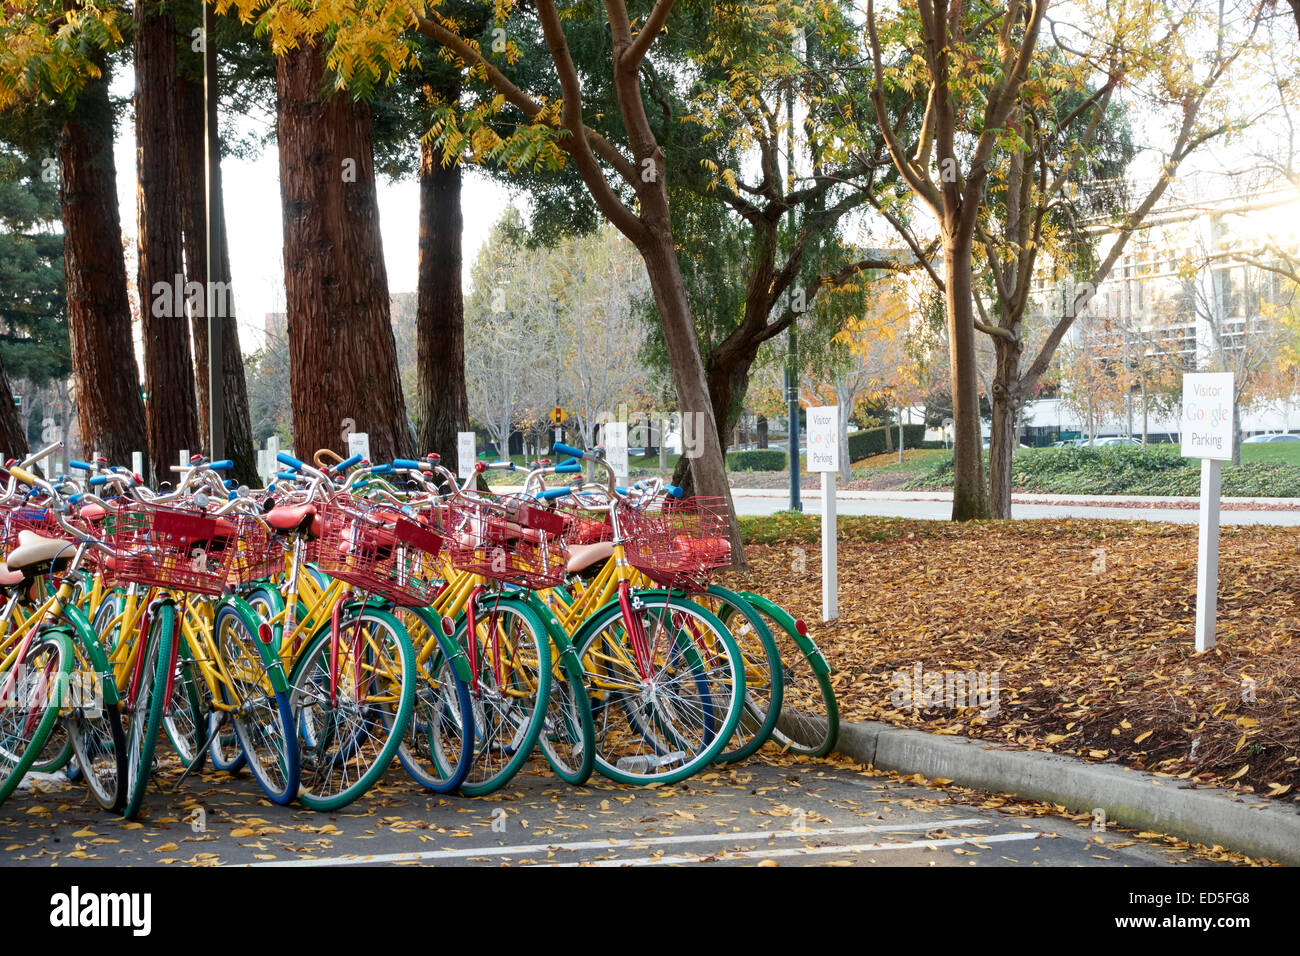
[266,504,321,536]
[80,503,106,522]
[6,530,77,570]
[565,541,614,574]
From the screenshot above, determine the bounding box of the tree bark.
[135,2,199,481]
[276,43,413,463]
[176,74,259,487]
[988,338,1022,518]
[0,349,28,461]
[756,414,768,448]
[58,65,149,468]
[414,115,468,463]
[943,231,989,520]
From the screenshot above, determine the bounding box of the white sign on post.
[266,436,280,483]
[347,431,371,463]
[1181,372,1234,652]
[605,422,629,481]
[457,432,477,481]
[806,406,839,622]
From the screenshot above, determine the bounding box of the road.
[731,490,1300,525]
[0,755,1219,867]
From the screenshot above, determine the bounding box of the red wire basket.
[444,494,568,589]
[101,503,242,595]
[313,495,443,607]
[227,517,288,586]
[2,505,64,555]
[618,496,732,590]
[554,501,612,544]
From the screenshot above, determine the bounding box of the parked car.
[1095,436,1142,446]
[1268,433,1300,442]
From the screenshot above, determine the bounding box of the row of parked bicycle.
[0,440,838,816]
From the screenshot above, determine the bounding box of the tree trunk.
[58,65,149,468]
[669,335,759,491]
[135,3,199,481]
[884,415,894,453]
[638,225,740,559]
[943,231,989,520]
[756,414,768,448]
[838,402,851,483]
[176,74,259,487]
[988,339,1023,519]
[414,121,468,463]
[276,43,412,463]
[0,349,28,461]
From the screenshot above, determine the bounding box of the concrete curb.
[834,720,1300,865]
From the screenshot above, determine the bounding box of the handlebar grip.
[276,470,299,482]
[555,458,582,474]
[69,459,92,471]
[615,485,629,496]
[276,451,306,470]
[210,459,234,471]
[665,484,685,499]
[227,490,238,500]
[392,458,420,470]
[69,493,85,505]
[88,475,108,487]
[553,442,584,460]
[7,464,38,485]
[372,464,395,475]
[334,453,364,473]
[538,488,571,501]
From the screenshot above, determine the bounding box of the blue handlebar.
[392,458,420,470]
[227,490,237,500]
[553,442,584,460]
[276,470,299,482]
[555,458,581,474]
[334,453,364,473]
[538,488,571,501]
[276,451,305,470]
[210,459,234,471]
[69,493,85,506]
[89,475,107,487]
[69,459,91,471]
[665,484,684,499]
[372,464,395,475]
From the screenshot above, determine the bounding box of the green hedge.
[847,424,928,462]
[727,448,788,471]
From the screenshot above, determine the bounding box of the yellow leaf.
[153,842,179,853]
[1226,764,1249,781]
[1133,730,1153,744]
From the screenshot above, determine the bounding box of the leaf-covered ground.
[726,515,1300,802]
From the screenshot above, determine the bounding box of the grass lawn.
[728,513,1300,808]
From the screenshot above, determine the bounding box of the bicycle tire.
[735,591,838,757]
[121,603,173,820]
[289,606,415,811]
[67,701,127,813]
[163,641,208,772]
[692,585,784,763]
[0,631,74,807]
[393,608,474,794]
[574,593,744,786]
[215,602,298,805]
[450,597,552,797]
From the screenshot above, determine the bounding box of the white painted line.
[240,817,992,867]
[561,830,1047,867]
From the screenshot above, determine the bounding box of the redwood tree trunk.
[135,3,199,480]
[276,43,412,462]
[58,65,148,467]
[176,74,258,486]
[943,230,989,520]
[414,119,468,462]
[0,350,28,460]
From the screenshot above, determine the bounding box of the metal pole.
[204,0,224,459]
[787,335,802,513]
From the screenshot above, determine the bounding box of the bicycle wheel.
[163,637,209,773]
[453,597,552,797]
[67,702,126,813]
[393,609,474,794]
[537,634,596,786]
[121,604,173,820]
[30,721,73,774]
[214,602,298,805]
[692,586,784,763]
[576,593,744,786]
[736,592,838,757]
[289,606,415,811]
[0,631,73,807]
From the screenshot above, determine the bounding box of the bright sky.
[109,72,513,356]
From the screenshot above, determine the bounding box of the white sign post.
[457,432,477,481]
[1181,372,1234,652]
[605,421,629,482]
[807,406,839,622]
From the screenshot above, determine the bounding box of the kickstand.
[170,710,221,792]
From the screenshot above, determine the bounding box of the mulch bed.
[723,518,1300,802]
